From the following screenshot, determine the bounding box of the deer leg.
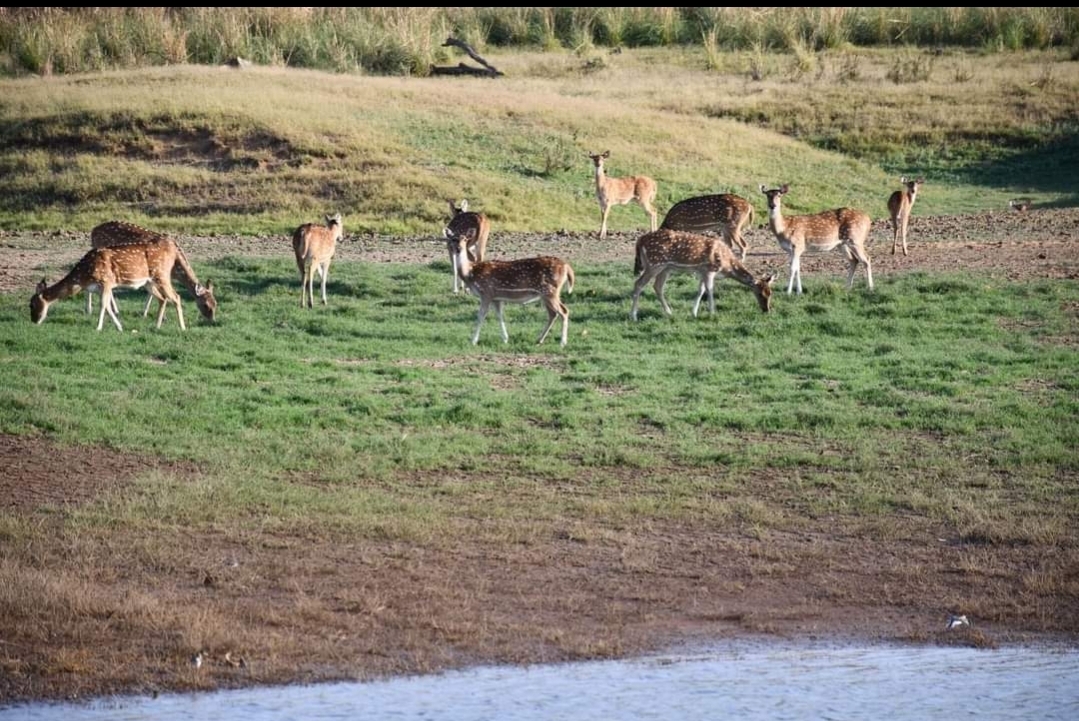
[599,204,610,239]
[693,271,717,317]
[535,296,563,346]
[86,291,94,315]
[472,297,492,345]
[99,288,123,331]
[450,246,460,293]
[320,260,330,305]
[654,269,674,316]
[142,292,155,318]
[787,251,802,294]
[891,219,900,255]
[631,265,660,321]
[641,199,658,232]
[302,265,313,308]
[692,275,707,318]
[847,244,873,291]
[900,216,910,256]
[495,301,510,343]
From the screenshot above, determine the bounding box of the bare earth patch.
[1,209,1078,704]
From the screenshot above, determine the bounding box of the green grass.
[3,257,1076,538]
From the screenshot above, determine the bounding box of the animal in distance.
[587,150,658,239]
[292,213,343,308]
[445,199,490,294]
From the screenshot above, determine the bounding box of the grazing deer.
[631,229,775,320]
[887,176,924,256]
[588,150,658,239]
[88,221,217,323]
[660,193,756,261]
[292,213,343,308]
[1009,199,1032,213]
[445,199,491,294]
[444,226,575,347]
[30,241,190,331]
[759,184,873,294]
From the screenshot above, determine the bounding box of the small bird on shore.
[947,614,971,630]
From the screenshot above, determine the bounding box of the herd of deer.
[28,150,925,349]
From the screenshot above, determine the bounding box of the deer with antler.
[760,184,873,294]
[445,199,490,294]
[887,176,924,256]
[30,239,193,331]
[444,226,574,347]
[588,150,658,239]
[631,229,775,320]
[88,221,217,323]
[660,193,756,261]
[293,213,343,308]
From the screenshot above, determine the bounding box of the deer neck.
[724,261,758,290]
[455,243,476,284]
[593,164,606,192]
[43,261,96,301]
[767,204,788,235]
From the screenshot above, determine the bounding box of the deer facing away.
[88,221,217,323]
[30,239,193,331]
[660,193,756,261]
[293,213,343,308]
[631,229,775,320]
[444,225,575,347]
[588,150,658,239]
[887,176,924,256]
[445,199,491,294]
[759,184,873,294]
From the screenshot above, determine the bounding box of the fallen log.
[430,36,504,78]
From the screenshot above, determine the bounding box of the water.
[3,641,1078,721]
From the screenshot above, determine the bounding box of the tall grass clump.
[4,8,1079,77]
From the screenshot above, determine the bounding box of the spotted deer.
[588,150,658,239]
[88,221,217,322]
[292,213,343,308]
[660,193,756,261]
[759,184,873,294]
[631,229,775,321]
[445,199,491,294]
[887,177,924,256]
[444,226,574,347]
[30,241,190,331]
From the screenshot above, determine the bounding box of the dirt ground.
[1,208,1078,705]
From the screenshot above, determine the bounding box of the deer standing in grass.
[88,221,217,323]
[444,226,575,347]
[660,193,756,261]
[588,150,658,239]
[631,229,775,321]
[759,184,873,294]
[445,199,490,294]
[293,213,343,308]
[887,176,924,256]
[30,240,192,331]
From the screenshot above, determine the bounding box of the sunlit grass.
[2,257,1075,539]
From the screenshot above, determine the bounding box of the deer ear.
[759,184,767,193]
[900,176,907,184]
[459,199,469,213]
[602,150,610,158]
[443,227,454,239]
[36,278,48,293]
[780,184,790,194]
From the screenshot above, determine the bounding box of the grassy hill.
[1,45,1077,236]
